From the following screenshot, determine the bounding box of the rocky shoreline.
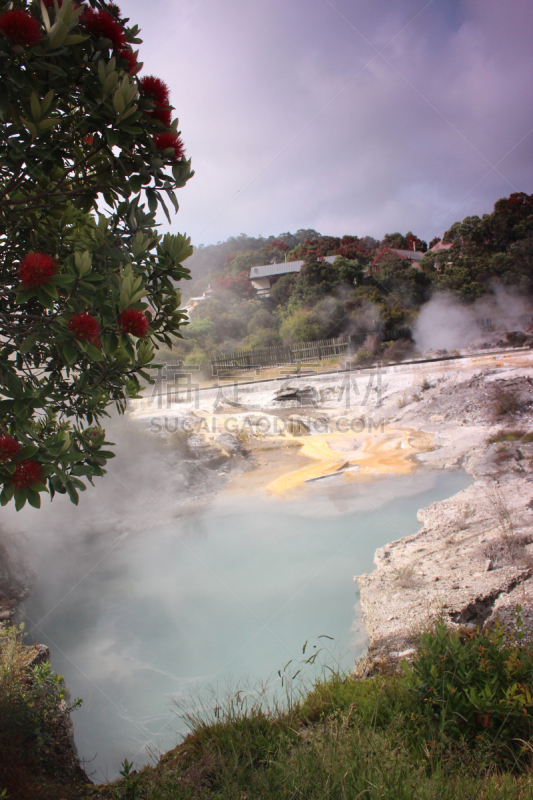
[132,344,533,669]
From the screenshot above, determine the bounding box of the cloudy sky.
[126,0,533,246]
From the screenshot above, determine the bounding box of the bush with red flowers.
[17,252,57,289]
[67,312,100,342]
[11,460,43,490]
[119,47,140,75]
[140,75,169,106]
[0,9,42,47]
[140,75,171,126]
[0,0,194,510]
[154,132,185,161]
[80,7,125,49]
[120,308,150,337]
[0,436,22,463]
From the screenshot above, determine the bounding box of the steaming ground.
[129,342,533,660]
[3,339,533,777]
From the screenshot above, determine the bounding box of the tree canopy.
[0,0,194,509]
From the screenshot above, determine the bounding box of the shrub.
[279,310,326,343]
[405,610,533,765]
[382,338,413,363]
[0,625,83,796]
[487,428,525,444]
[354,349,372,365]
[184,347,212,378]
[493,387,522,416]
[245,329,282,349]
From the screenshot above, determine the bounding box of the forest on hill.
[172,193,533,372]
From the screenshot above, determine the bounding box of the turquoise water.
[21,469,470,782]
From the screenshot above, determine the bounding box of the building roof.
[371,247,425,266]
[250,256,337,280]
[429,241,453,252]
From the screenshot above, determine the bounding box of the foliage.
[279,309,326,343]
[90,623,533,800]
[0,0,194,508]
[406,610,533,765]
[0,624,84,797]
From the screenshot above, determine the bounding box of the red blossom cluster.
[0,435,22,463]
[120,308,149,337]
[11,460,42,490]
[154,132,185,161]
[68,312,100,343]
[81,7,126,50]
[119,47,140,75]
[0,9,42,46]
[140,75,172,126]
[17,252,57,289]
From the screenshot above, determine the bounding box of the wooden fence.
[211,328,411,373]
[471,314,531,334]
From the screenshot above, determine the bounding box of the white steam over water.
[3,417,471,781]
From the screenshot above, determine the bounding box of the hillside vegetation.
[172,193,533,373]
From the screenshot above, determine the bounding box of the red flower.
[0,436,22,463]
[11,460,42,489]
[68,312,100,342]
[0,9,42,47]
[84,134,93,146]
[140,76,169,107]
[17,252,57,288]
[120,308,149,337]
[150,106,172,127]
[118,47,140,75]
[140,76,172,127]
[81,7,126,49]
[154,132,185,161]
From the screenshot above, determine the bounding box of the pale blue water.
[20,469,470,782]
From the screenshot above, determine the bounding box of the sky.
[125,0,533,247]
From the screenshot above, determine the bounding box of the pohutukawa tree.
[0,0,194,509]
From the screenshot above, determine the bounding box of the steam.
[413,287,533,353]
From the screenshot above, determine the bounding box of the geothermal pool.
[20,469,470,782]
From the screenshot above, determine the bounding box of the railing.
[211,328,411,373]
[471,314,531,333]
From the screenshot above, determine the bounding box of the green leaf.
[30,91,41,122]
[145,188,157,214]
[31,482,49,493]
[62,343,78,366]
[107,129,120,147]
[15,289,36,305]
[129,175,143,194]
[27,489,41,509]
[0,484,15,506]
[118,124,143,134]
[4,372,23,398]
[53,274,76,289]
[39,282,59,300]
[14,489,28,511]
[37,288,54,308]
[63,33,89,45]
[85,343,105,362]
[66,484,79,505]
[19,445,39,459]
[103,332,119,354]
[20,335,37,354]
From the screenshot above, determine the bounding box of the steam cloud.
[413,288,533,353]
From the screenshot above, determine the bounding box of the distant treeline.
[169,193,533,374]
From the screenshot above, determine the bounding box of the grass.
[488,428,526,444]
[493,387,522,417]
[82,619,533,800]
